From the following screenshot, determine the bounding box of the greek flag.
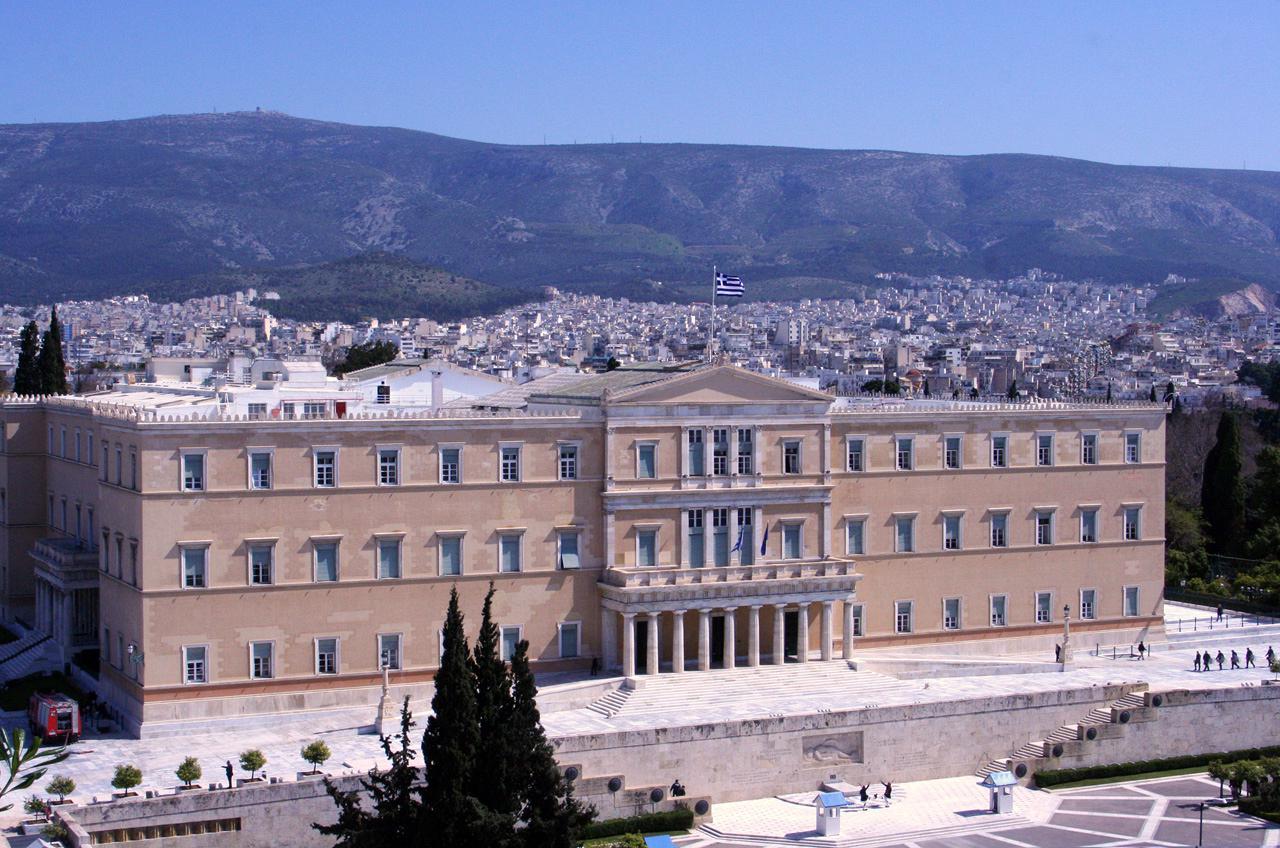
[715,272,744,297]
[731,523,746,553]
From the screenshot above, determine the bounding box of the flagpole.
[709,265,717,362]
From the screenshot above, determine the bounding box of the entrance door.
[635,619,649,674]
[710,615,726,669]
[784,610,800,662]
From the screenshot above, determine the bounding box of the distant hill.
[150,253,532,323]
[1,111,1279,306]
[1148,277,1276,320]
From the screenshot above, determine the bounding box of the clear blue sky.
[4,1,1278,170]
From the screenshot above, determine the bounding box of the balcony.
[30,537,101,590]
[598,558,860,612]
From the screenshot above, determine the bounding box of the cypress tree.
[1164,381,1176,403]
[14,321,41,395]
[1202,411,1245,555]
[1006,380,1018,400]
[509,641,594,848]
[1148,384,1157,402]
[36,307,69,395]
[469,583,518,838]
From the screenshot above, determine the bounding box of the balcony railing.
[602,558,857,589]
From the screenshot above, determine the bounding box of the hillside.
[2,111,1279,305]
[1148,278,1276,320]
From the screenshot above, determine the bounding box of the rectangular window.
[558,530,580,570]
[249,452,272,490]
[849,604,864,637]
[782,522,802,559]
[559,622,581,659]
[895,600,913,634]
[182,453,205,492]
[1123,586,1140,617]
[687,509,704,567]
[1080,588,1097,621]
[250,642,273,679]
[687,430,705,476]
[181,546,207,589]
[249,544,273,585]
[130,450,138,489]
[313,450,336,488]
[1125,432,1141,464]
[736,507,754,565]
[1124,507,1141,541]
[782,440,801,475]
[375,385,391,405]
[74,431,81,461]
[1080,509,1098,543]
[440,447,461,484]
[637,443,656,479]
[102,444,109,478]
[378,633,402,670]
[500,626,521,662]
[500,446,521,482]
[895,516,914,553]
[846,519,865,556]
[1081,433,1098,465]
[990,595,1008,627]
[991,435,1008,468]
[314,541,339,582]
[316,638,338,675]
[440,535,463,576]
[1035,511,1054,545]
[637,529,657,567]
[128,540,138,585]
[303,402,326,420]
[115,446,122,485]
[712,508,730,566]
[943,597,961,630]
[846,438,865,472]
[944,436,961,469]
[1036,592,1052,623]
[943,515,962,550]
[378,449,400,486]
[558,445,578,480]
[60,428,66,458]
[990,513,1008,548]
[282,402,296,420]
[88,432,94,464]
[247,403,268,420]
[378,538,402,579]
[736,428,754,474]
[183,646,207,684]
[896,437,914,471]
[1036,434,1054,467]
[712,428,729,476]
[499,533,522,573]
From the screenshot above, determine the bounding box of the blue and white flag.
[715,272,744,297]
[731,523,746,553]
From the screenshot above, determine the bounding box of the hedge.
[580,808,694,841]
[1163,588,1280,618]
[1034,745,1280,788]
[1239,797,1280,825]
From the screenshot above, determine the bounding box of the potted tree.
[21,795,50,835]
[45,775,75,806]
[112,764,143,798]
[299,740,331,779]
[176,757,203,791]
[238,749,266,785]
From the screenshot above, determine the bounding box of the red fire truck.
[27,692,81,742]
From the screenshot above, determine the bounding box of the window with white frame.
[249,452,272,490]
[687,430,705,476]
[558,621,581,658]
[313,450,337,488]
[849,603,864,637]
[1035,510,1054,545]
[558,444,578,480]
[944,436,962,469]
[636,443,657,479]
[1080,588,1097,620]
[250,641,273,679]
[182,452,205,492]
[316,638,338,675]
[439,535,463,576]
[943,514,962,550]
[686,510,705,567]
[440,447,461,484]
[183,645,208,684]
[1035,591,1052,623]
[895,516,915,553]
[894,600,913,634]
[782,440,801,475]
[846,438,865,472]
[943,597,961,630]
[991,435,1008,468]
[378,633,402,670]
[303,402,326,420]
[1124,507,1141,541]
[1125,432,1141,464]
[1123,585,1140,617]
[990,512,1008,547]
[249,543,273,585]
[314,540,339,582]
[500,446,521,482]
[378,448,401,486]
[736,428,754,474]
[500,626,522,661]
[377,537,402,579]
[637,529,657,567]
[712,508,730,566]
[499,533,522,573]
[1081,433,1098,465]
[181,546,207,589]
[990,595,1008,627]
[782,522,802,560]
[1036,434,1054,467]
[558,529,580,569]
[896,437,914,470]
[282,402,296,420]
[1080,509,1098,543]
[711,428,729,475]
[846,518,865,555]
[247,403,268,420]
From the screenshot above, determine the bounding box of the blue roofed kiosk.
[815,790,850,836]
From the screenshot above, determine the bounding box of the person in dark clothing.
[1217,603,1224,621]
[1246,649,1256,668]
[1137,641,1146,660]
[1194,652,1202,672]
[883,782,893,802]
[669,779,686,797]
[1055,643,1061,663]
[1267,646,1276,667]
[1216,651,1225,670]
[224,760,234,788]
[1203,650,1212,671]
[1230,650,1241,670]
[859,785,869,803]
[590,657,600,677]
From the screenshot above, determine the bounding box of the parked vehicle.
[28,693,81,742]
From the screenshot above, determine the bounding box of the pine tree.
[509,641,594,847]
[470,584,517,822]
[1202,411,1245,555]
[14,321,41,396]
[36,308,69,395]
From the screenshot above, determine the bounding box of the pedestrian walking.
[1137,640,1146,660]
[1267,646,1276,667]
[224,760,234,788]
[1246,648,1256,668]
[1055,643,1061,663]
[1203,650,1213,670]
[1217,603,1224,621]
[1194,652,1202,672]
[1216,650,1225,670]
[1231,650,1241,670]
[859,785,869,804]
[883,782,893,804]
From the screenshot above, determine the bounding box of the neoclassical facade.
[0,365,1166,732]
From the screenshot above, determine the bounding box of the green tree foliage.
[605,356,621,372]
[36,307,69,395]
[176,757,202,788]
[0,728,68,812]
[1007,380,1019,400]
[1238,361,1280,404]
[13,321,41,396]
[333,341,399,376]
[239,749,266,780]
[302,740,332,774]
[44,775,74,803]
[1202,412,1245,555]
[470,584,516,828]
[111,764,142,794]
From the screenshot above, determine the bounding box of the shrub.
[23,795,49,818]
[301,740,331,774]
[45,775,75,803]
[1034,746,1280,788]
[239,749,267,780]
[41,820,70,841]
[579,808,693,841]
[176,757,202,788]
[112,764,142,794]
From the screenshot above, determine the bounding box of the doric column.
[748,605,761,667]
[773,603,786,664]
[601,608,617,671]
[672,610,686,673]
[723,607,737,670]
[698,609,711,671]
[842,600,855,660]
[798,602,810,663]
[646,612,660,675]
[622,613,636,678]
[821,601,834,661]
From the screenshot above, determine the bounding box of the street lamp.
[1060,604,1072,665]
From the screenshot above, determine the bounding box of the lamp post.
[1060,604,1072,665]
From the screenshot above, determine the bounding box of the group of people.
[857,782,893,806]
[1192,646,1274,672]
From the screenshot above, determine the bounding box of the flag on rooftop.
[715,272,744,297]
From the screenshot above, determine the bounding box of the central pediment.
[607,365,832,407]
